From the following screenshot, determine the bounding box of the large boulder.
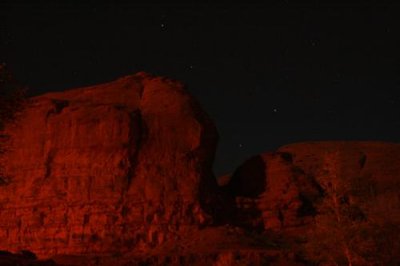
[225,152,321,231]
[0,73,218,257]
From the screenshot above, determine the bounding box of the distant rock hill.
[225,141,400,228]
[1,74,399,265]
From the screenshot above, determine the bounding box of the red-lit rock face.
[227,141,400,232]
[2,71,399,265]
[278,141,400,187]
[278,142,400,229]
[0,73,218,257]
[226,152,321,231]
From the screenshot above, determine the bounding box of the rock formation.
[221,141,400,265]
[225,141,400,233]
[1,72,399,265]
[0,73,218,257]
[224,151,321,232]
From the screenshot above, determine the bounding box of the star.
[160,23,166,29]
[273,108,278,113]
[238,144,243,148]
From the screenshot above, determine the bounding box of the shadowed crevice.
[44,149,55,179]
[46,99,69,118]
[126,109,147,187]
[228,155,266,198]
[359,153,367,169]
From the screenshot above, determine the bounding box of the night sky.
[1,3,400,176]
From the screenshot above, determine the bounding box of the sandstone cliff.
[0,73,218,257]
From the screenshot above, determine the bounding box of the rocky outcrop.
[2,70,399,265]
[225,141,400,233]
[278,141,400,188]
[0,73,218,257]
[225,152,321,231]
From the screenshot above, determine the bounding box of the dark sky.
[1,2,400,175]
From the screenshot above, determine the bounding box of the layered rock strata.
[0,73,218,257]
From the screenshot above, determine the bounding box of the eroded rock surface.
[2,71,400,265]
[0,73,218,257]
[226,141,400,233]
[225,152,321,231]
